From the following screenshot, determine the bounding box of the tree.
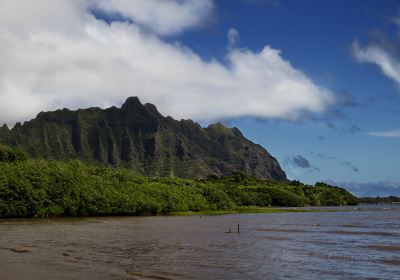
[0,145,28,162]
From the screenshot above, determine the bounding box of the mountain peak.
[121,96,144,111]
[0,99,287,180]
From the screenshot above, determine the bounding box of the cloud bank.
[0,0,334,126]
[326,180,400,197]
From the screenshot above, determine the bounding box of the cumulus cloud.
[92,0,215,36]
[0,0,334,126]
[352,39,400,88]
[369,128,400,138]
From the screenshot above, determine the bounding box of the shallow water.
[0,205,399,280]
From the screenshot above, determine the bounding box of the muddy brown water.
[0,205,399,280]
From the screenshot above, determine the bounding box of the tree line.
[0,145,358,218]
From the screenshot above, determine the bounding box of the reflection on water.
[0,205,399,280]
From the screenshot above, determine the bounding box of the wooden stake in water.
[237,223,240,234]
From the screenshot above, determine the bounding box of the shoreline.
[4,205,397,220]
[169,206,358,216]
[0,206,358,221]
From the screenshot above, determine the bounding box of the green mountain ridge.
[0,97,287,180]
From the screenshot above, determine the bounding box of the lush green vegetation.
[359,196,400,204]
[0,145,27,163]
[0,146,358,218]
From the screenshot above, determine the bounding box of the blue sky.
[180,0,400,196]
[1,0,400,196]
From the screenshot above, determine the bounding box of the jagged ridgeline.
[0,97,286,180]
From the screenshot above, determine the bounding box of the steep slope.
[0,97,287,180]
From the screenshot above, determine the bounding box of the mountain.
[0,97,287,180]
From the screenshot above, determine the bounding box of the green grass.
[169,210,238,216]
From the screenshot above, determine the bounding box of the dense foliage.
[359,196,400,204]
[0,151,359,218]
[0,145,27,163]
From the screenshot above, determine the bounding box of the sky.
[0,0,400,196]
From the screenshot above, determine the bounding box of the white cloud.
[0,0,334,126]
[352,39,400,87]
[93,0,214,36]
[227,28,239,49]
[369,128,400,138]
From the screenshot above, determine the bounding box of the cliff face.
[0,97,287,180]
